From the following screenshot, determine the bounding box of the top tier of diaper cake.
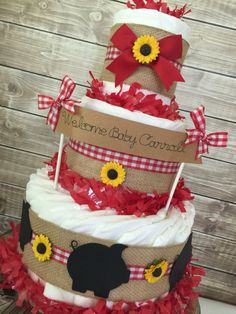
[101,0,191,99]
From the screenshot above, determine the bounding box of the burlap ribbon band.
[23,208,187,302]
[66,146,175,193]
[101,23,189,97]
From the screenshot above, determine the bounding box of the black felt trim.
[67,242,130,298]
[169,233,193,291]
[19,201,32,251]
[3,288,17,297]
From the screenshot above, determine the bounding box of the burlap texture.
[101,23,189,97]
[23,208,187,302]
[66,146,176,194]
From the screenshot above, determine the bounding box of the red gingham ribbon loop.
[38,75,79,131]
[185,105,228,159]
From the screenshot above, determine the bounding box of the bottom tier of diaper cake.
[0,167,204,313]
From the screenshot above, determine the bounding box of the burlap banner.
[56,107,201,164]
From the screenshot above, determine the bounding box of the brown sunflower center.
[152,267,162,277]
[107,169,118,180]
[140,44,152,56]
[37,243,47,254]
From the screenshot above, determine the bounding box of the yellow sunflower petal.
[32,234,52,262]
[144,259,169,283]
[133,35,160,64]
[100,162,126,187]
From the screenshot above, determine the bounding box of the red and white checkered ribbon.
[105,45,182,71]
[105,46,121,61]
[38,75,80,131]
[185,106,228,159]
[129,264,173,280]
[52,244,71,265]
[69,139,180,174]
[32,234,172,280]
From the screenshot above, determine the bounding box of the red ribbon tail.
[46,107,53,125]
[106,52,139,87]
[152,56,185,91]
[159,35,183,60]
[207,132,228,147]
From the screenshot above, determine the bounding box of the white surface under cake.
[200,298,236,314]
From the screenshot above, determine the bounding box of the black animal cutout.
[19,201,32,251]
[169,233,193,291]
[67,241,130,298]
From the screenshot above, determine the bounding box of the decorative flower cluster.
[127,0,191,19]
[86,73,184,121]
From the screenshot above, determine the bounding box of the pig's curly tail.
[70,240,79,250]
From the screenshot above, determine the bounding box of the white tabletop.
[200,298,236,314]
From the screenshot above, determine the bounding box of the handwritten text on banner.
[56,107,201,164]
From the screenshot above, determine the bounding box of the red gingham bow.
[185,106,228,159]
[38,75,79,131]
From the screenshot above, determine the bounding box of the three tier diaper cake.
[0,1,228,313]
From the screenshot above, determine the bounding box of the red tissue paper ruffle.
[46,149,194,217]
[86,73,184,121]
[127,0,191,19]
[0,224,205,314]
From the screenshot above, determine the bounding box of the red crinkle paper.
[127,0,191,19]
[46,149,194,217]
[86,73,184,121]
[0,224,205,314]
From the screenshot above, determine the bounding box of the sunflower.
[133,35,160,64]
[144,259,169,284]
[100,162,126,187]
[32,234,52,262]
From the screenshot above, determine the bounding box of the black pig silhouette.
[67,241,130,298]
